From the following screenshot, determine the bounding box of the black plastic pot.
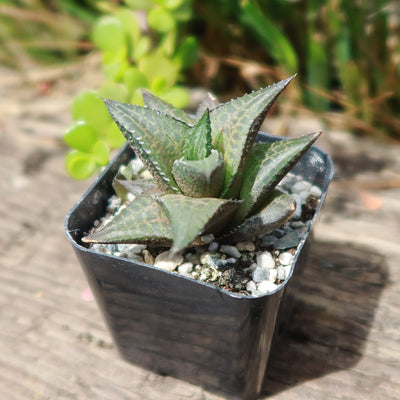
[65,133,333,400]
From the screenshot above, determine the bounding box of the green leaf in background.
[240,0,298,74]
[106,122,126,149]
[148,7,175,33]
[98,82,129,102]
[124,0,153,10]
[92,16,126,53]
[159,86,190,108]
[83,194,173,245]
[123,68,149,95]
[183,109,212,160]
[154,0,185,10]
[139,52,179,89]
[115,9,141,46]
[131,36,152,62]
[71,90,111,134]
[174,36,198,68]
[64,121,97,152]
[306,37,330,111]
[159,194,239,253]
[92,141,110,165]
[65,151,97,180]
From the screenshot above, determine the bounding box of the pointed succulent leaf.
[83,194,173,245]
[220,190,296,244]
[103,98,191,193]
[171,150,225,197]
[159,194,240,253]
[210,76,295,198]
[183,109,212,160]
[233,132,321,223]
[195,92,219,121]
[113,178,161,201]
[142,90,194,125]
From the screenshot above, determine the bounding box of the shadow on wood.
[263,240,388,395]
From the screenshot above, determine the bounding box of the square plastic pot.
[65,132,333,400]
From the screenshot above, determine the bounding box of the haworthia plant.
[83,77,321,254]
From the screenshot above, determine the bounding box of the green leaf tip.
[83,194,173,246]
[210,75,296,198]
[183,109,212,161]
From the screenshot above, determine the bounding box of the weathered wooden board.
[0,63,399,400]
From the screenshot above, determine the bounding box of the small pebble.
[246,280,257,294]
[275,231,300,250]
[258,280,278,294]
[199,234,214,244]
[236,241,256,252]
[268,268,278,283]
[154,251,183,271]
[310,185,322,198]
[208,241,219,252]
[292,181,312,194]
[292,194,303,218]
[256,251,275,269]
[117,244,146,255]
[220,245,241,259]
[290,221,306,229]
[142,249,154,265]
[279,252,294,266]
[200,252,218,266]
[277,266,287,281]
[260,235,278,247]
[252,266,269,283]
[185,252,200,265]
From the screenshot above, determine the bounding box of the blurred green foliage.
[0,0,106,66]
[64,0,199,180]
[192,0,400,138]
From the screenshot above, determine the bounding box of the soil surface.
[1,57,400,400]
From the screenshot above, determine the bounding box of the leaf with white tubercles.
[210,76,295,198]
[183,109,212,160]
[171,150,225,197]
[142,90,194,125]
[83,194,173,246]
[233,132,321,224]
[103,98,190,194]
[219,190,296,244]
[158,194,239,253]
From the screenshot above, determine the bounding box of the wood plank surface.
[1,62,399,400]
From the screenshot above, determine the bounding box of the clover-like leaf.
[159,194,239,253]
[141,89,194,125]
[171,150,225,197]
[210,76,295,198]
[103,98,191,193]
[183,109,212,160]
[220,190,295,243]
[233,132,321,224]
[83,194,173,246]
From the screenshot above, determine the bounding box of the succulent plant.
[83,76,321,254]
